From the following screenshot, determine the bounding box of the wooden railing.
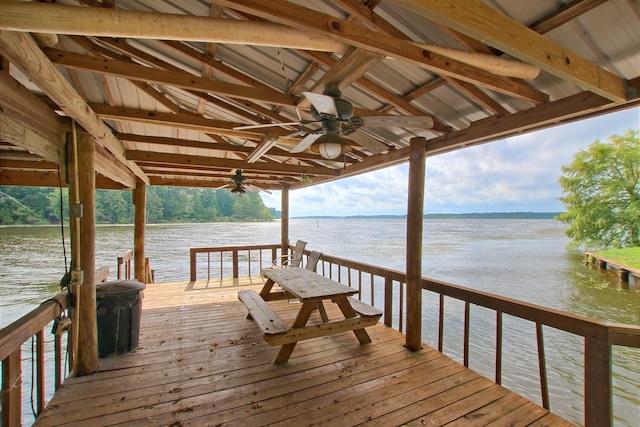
[1,293,69,427]
[0,266,109,427]
[311,250,639,427]
[117,250,154,283]
[302,247,639,427]
[117,250,134,280]
[190,244,281,282]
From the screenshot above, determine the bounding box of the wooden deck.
[33,278,575,426]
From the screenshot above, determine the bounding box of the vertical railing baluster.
[189,249,197,281]
[232,250,239,278]
[384,277,393,327]
[207,252,210,284]
[2,349,22,427]
[36,330,45,415]
[54,333,63,390]
[438,294,445,353]
[219,252,223,282]
[370,274,374,306]
[496,310,503,385]
[536,322,549,410]
[463,301,470,367]
[398,282,404,333]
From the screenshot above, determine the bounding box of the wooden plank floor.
[34,278,575,426]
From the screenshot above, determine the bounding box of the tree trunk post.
[406,137,426,351]
[75,132,97,376]
[281,183,290,260]
[133,179,146,282]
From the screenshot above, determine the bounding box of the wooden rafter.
[0,30,149,184]
[211,0,548,104]
[43,48,295,106]
[126,150,337,177]
[392,0,627,102]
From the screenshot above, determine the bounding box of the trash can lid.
[96,280,146,295]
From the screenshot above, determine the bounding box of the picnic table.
[238,267,382,364]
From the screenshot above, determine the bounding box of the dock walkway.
[34,278,575,426]
[585,251,640,284]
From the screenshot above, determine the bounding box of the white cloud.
[260,108,639,216]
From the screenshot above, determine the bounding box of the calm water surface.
[1,219,638,426]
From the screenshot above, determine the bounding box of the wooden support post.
[133,178,146,282]
[585,337,612,426]
[281,183,290,261]
[405,137,426,351]
[76,133,97,376]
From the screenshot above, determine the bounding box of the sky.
[260,107,639,217]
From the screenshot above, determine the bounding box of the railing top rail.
[313,250,639,347]
[0,292,67,361]
[422,276,640,347]
[117,249,134,263]
[312,252,408,282]
[190,243,280,254]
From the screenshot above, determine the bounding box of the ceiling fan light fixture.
[310,132,350,159]
[230,183,246,194]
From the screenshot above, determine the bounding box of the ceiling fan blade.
[290,132,322,153]
[233,121,300,130]
[344,130,388,154]
[245,184,272,194]
[354,115,435,129]
[303,92,338,117]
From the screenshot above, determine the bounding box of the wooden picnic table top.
[262,267,358,301]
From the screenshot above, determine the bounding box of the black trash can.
[96,280,146,357]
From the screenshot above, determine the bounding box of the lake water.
[1,219,638,426]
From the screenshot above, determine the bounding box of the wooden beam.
[94,144,137,189]
[0,70,62,149]
[0,2,346,53]
[126,150,337,176]
[314,47,385,93]
[0,170,63,187]
[212,0,548,104]
[89,105,286,140]
[0,113,64,166]
[316,91,636,188]
[392,0,627,102]
[0,30,149,184]
[43,48,295,107]
[425,91,618,155]
[118,133,254,153]
[530,0,608,34]
[0,159,58,171]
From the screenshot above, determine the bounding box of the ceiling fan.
[224,170,271,194]
[233,83,439,159]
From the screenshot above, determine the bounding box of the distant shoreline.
[292,212,561,220]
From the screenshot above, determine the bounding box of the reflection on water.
[1,219,638,426]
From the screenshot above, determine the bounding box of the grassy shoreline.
[592,247,640,269]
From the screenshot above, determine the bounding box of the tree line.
[0,186,275,225]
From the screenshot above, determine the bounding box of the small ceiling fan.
[224,170,271,194]
[228,169,247,194]
[234,83,439,159]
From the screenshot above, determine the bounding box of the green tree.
[557,129,639,249]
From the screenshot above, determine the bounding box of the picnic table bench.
[238,267,382,364]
